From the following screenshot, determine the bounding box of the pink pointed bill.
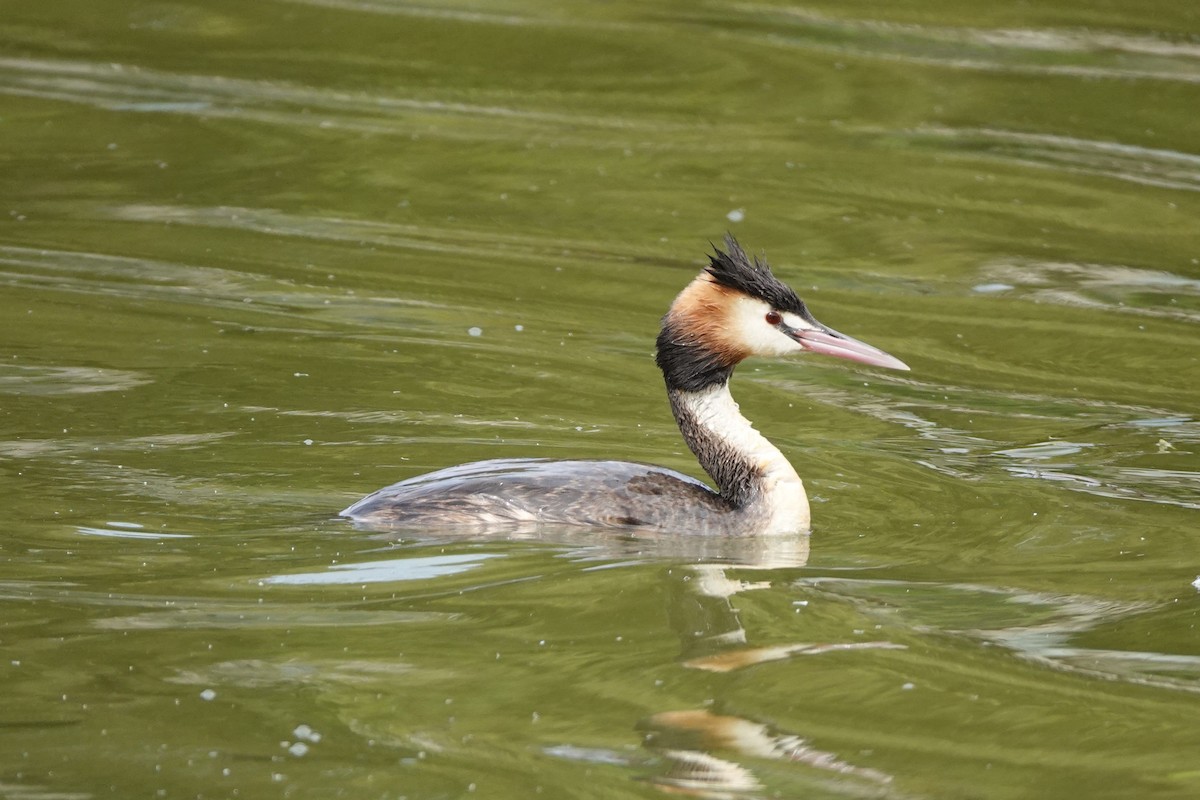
[794,327,910,371]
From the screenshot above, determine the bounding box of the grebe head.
[656,235,909,392]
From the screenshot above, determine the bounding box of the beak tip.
[869,355,910,372]
[795,326,911,372]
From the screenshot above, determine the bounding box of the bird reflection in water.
[645,534,900,796]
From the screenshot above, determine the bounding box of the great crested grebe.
[341,236,908,534]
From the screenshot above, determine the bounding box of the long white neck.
[667,383,810,534]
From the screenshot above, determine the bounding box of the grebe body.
[341,459,728,531]
[342,237,908,534]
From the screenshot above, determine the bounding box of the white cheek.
[731,297,806,356]
[782,311,814,331]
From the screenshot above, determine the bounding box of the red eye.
[765,310,782,325]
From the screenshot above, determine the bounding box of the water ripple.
[732,4,1200,84]
[261,552,503,585]
[105,204,638,265]
[803,578,1199,693]
[905,126,1200,193]
[790,375,1200,510]
[276,0,539,27]
[0,364,151,396]
[0,56,654,137]
[976,258,1200,323]
[0,242,437,331]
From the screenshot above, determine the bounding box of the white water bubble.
[293,724,321,743]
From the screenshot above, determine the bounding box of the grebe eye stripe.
[765,310,782,326]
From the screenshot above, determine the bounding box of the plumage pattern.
[341,458,734,530]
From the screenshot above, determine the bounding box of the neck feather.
[666,383,810,533]
[655,323,734,392]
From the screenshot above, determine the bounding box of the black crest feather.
[706,235,809,318]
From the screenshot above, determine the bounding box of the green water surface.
[2,1,1198,798]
